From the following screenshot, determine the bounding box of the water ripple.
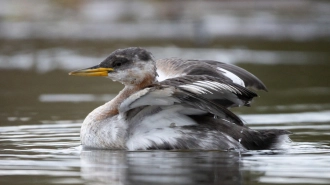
[242,110,330,124]
[0,113,330,184]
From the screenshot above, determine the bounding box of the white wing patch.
[179,84,212,94]
[218,68,245,87]
[156,68,184,82]
[179,80,242,95]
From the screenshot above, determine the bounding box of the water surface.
[1,55,330,185]
[1,1,330,185]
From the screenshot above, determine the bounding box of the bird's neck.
[95,73,156,120]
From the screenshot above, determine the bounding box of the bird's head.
[69,47,156,86]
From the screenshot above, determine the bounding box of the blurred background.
[1,1,330,185]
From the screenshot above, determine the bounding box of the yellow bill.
[69,67,114,76]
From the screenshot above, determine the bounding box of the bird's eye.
[113,58,129,68]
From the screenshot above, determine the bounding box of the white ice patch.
[218,68,245,87]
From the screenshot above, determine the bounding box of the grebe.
[69,47,290,151]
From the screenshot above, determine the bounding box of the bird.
[69,47,290,151]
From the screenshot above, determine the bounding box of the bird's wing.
[119,84,244,126]
[161,75,258,108]
[156,58,267,91]
[203,60,267,91]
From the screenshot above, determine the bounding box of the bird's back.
[120,58,290,150]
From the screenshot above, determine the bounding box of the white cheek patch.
[107,71,129,84]
[218,68,245,87]
[107,67,146,84]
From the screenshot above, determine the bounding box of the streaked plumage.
[69,47,290,151]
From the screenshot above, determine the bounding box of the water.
[1,1,330,185]
[1,52,330,185]
[1,121,330,185]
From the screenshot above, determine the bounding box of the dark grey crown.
[100,47,153,69]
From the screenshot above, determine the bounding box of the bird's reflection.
[80,150,127,185]
[80,149,255,185]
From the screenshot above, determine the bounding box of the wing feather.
[121,59,263,127]
[119,86,179,113]
[156,58,267,91]
[120,84,245,126]
[161,75,258,108]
